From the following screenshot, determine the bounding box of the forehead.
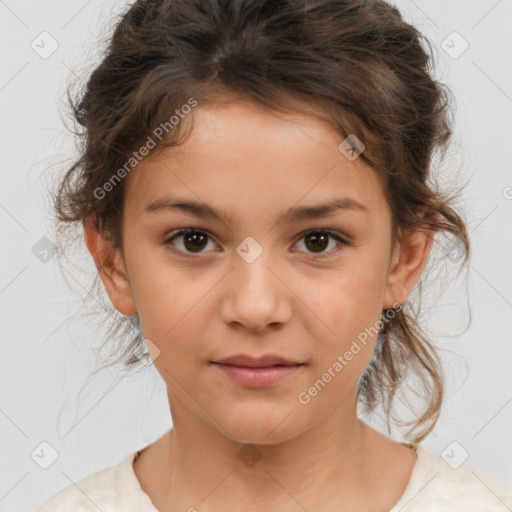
[123,98,389,226]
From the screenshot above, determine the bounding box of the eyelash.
[163,228,349,259]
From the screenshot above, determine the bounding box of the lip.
[213,354,301,367]
[211,354,305,388]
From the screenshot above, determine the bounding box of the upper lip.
[213,354,302,367]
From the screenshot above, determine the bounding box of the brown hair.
[52,0,470,444]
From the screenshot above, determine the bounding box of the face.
[87,94,432,445]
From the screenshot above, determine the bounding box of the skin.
[85,92,438,511]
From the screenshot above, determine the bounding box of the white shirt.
[37,443,512,511]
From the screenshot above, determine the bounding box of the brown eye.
[182,231,208,252]
[294,230,347,257]
[165,229,217,254]
[304,232,329,252]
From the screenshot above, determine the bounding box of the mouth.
[212,354,303,367]
[210,354,306,388]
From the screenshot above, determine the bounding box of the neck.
[162,396,371,511]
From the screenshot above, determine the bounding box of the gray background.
[1,0,511,510]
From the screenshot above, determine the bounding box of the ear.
[84,220,137,316]
[382,209,441,309]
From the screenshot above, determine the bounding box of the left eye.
[164,228,347,257]
[293,230,347,257]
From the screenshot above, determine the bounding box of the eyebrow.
[144,196,370,225]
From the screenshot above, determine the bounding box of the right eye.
[163,228,219,256]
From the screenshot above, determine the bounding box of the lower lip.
[212,363,303,388]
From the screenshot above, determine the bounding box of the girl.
[38,0,512,510]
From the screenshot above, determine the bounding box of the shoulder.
[392,444,512,511]
[36,451,156,512]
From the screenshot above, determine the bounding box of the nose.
[220,249,292,334]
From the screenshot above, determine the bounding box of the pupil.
[184,232,207,252]
[306,232,328,252]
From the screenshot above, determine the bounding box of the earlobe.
[382,244,408,310]
[382,213,439,310]
[84,221,137,316]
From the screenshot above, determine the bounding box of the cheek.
[127,257,212,359]
[296,257,387,380]
[301,260,386,340]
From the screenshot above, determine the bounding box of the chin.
[218,407,304,446]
